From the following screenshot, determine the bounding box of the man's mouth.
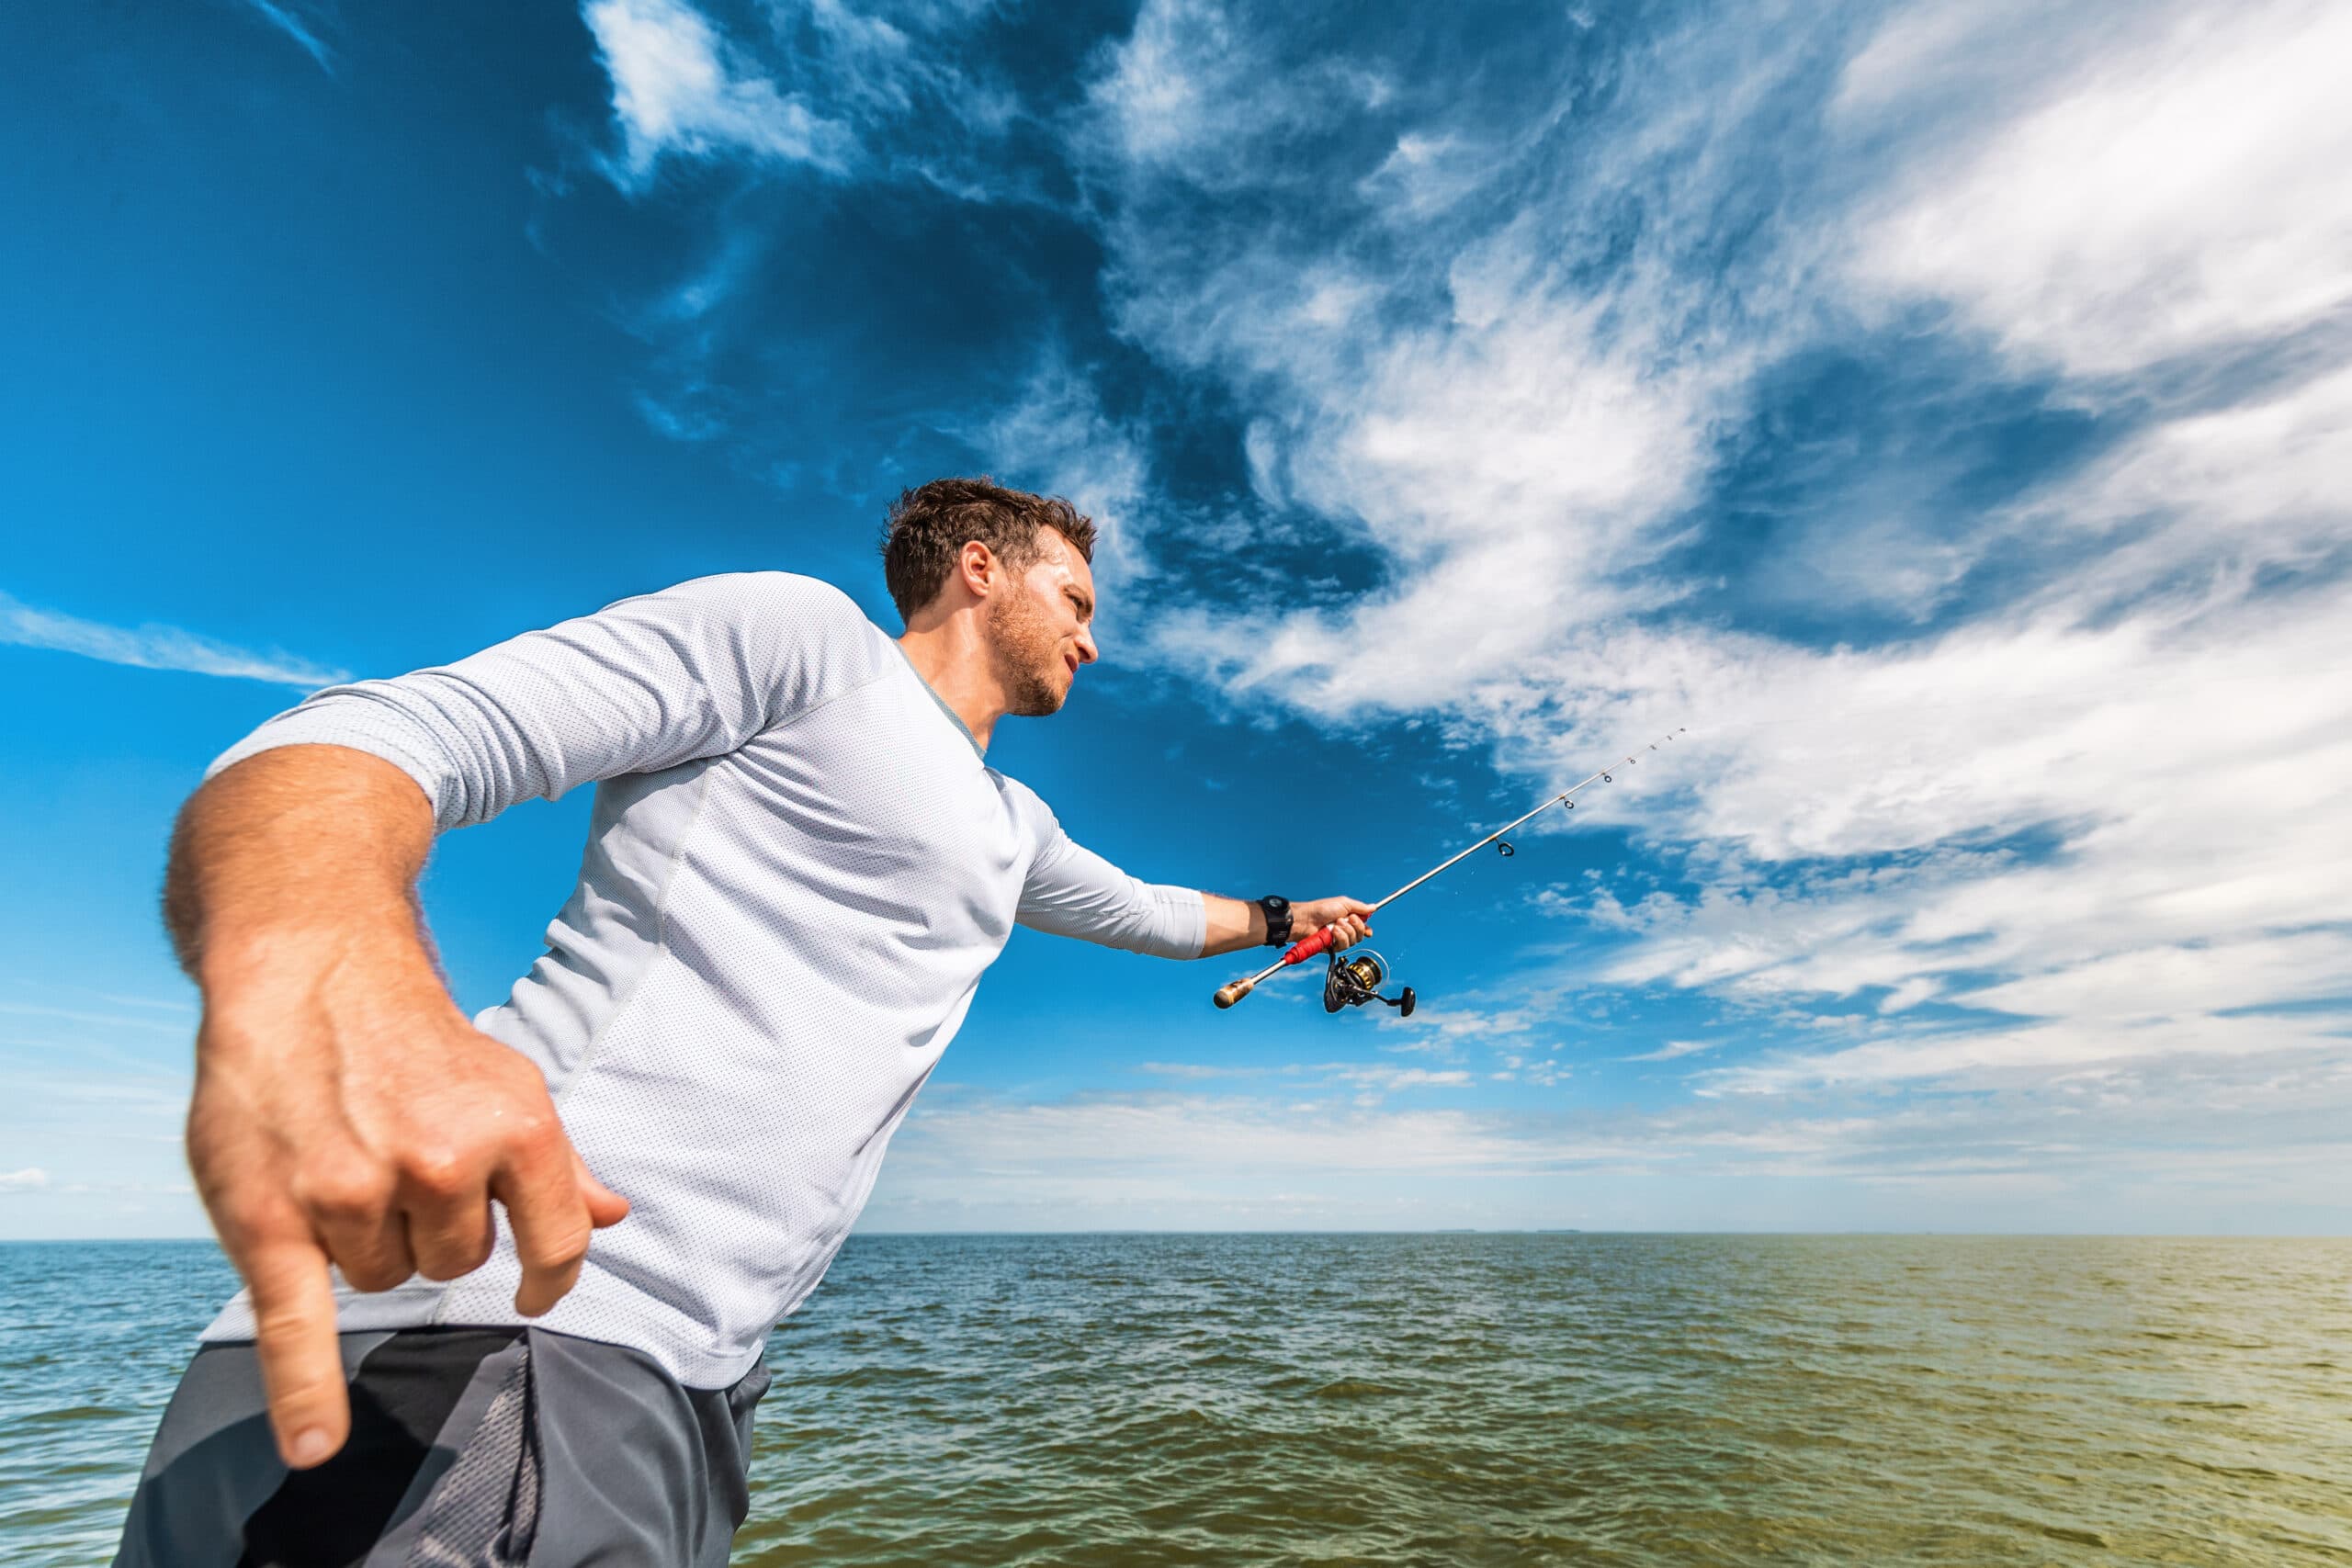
[1063,652,1080,679]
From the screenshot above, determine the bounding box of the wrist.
[1257,895,1294,947]
[196,914,439,1010]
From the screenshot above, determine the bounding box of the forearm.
[1200,893,1269,957]
[166,749,625,1470]
[164,744,443,995]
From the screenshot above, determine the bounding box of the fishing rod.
[1212,728,1687,1014]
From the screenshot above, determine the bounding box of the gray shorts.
[113,1326,771,1568]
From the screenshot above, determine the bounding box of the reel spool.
[1323,948,1416,1018]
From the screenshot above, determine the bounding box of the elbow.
[160,797,208,976]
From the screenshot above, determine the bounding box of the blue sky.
[4,0,2347,1238]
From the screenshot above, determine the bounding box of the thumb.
[572,1151,630,1229]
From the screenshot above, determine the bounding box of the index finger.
[495,1132,595,1318]
[243,1234,350,1469]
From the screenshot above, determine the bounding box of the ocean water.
[3,1235,2347,1565]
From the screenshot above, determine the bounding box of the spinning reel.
[1324,947,1416,1018]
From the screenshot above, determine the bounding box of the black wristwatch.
[1257,895,1293,947]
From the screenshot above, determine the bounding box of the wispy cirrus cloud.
[1844,0,2352,378]
[237,0,335,74]
[541,0,2352,1217]
[1624,1041,1716,1063]
[577,0,1030,198]
[583,0,854,186]
[0,591,345,689]
[1051,0,2352,1111]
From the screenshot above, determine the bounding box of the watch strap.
[1258,896,1293,947]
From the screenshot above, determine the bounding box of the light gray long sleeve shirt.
[196,571,1204,1387]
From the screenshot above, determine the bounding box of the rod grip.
[1213,976,1255,1009]
[1283,924,1341,964]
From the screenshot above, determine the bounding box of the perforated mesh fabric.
[409,1344,537,1567]
[198,573,1205,1386]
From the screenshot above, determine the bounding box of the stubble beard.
[986,590,1070,717]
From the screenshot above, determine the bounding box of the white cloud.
[900,1093,1576,1178]
[0,591,346,689]
[1698,1012,2349,1097]
[855,1074,2352,1230]
[0,1001,193,1035]
[1878,978,1939,1015]
[1623,1040,1714,1062]
[1133,1058,1474,1095]
[1063,0,2352,1119]
[579,0,1031,209]
[1393,1005,1537,1042]
[1323,1064,1473,1093]
[583,0,854,186]
[1953,932,2352,1024]
[1076,2,1821,724]
[0,1168,49,1193]
[966,356,1157,618]
[1568,586,2352,1055]
[1136,1060,1275,1080]
[2023,358,2352,610]
[1086,0,1388,177]
[552,0,2352,1214]
[1848,0,2352,378]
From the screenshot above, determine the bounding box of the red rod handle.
[1282,924,1342,965]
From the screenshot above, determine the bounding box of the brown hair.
[880,477,1097,623]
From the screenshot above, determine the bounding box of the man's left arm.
[1196,893,1372,959]
[1014,817,1370,959]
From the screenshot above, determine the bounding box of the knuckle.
[509,1098,558,1137]
[401,1145,470,1200]
[505,1107,562,1156]
[491,1051,550,1094]
[417,1229,495,1281]
[339,1256,410,1292]
[293,1157,393,1224]
[209,1191,283,1248]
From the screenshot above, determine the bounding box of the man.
[115,478,1370,1566]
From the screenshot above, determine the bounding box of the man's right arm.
[166,743,628,1472]
[163,569,861,1472]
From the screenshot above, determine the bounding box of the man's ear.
[957,539,997,598]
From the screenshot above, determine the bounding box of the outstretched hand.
[1290,896,1374,952]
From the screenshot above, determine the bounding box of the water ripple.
[5,1236,2351,1564]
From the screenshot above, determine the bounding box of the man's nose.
[1076,627,1099,664]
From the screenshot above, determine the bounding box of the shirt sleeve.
[1015,809,1207,960]
[203,572,868,830]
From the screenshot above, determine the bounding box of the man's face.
[984,529,1098,717]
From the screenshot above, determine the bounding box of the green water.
[5,1235,2348,1564]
